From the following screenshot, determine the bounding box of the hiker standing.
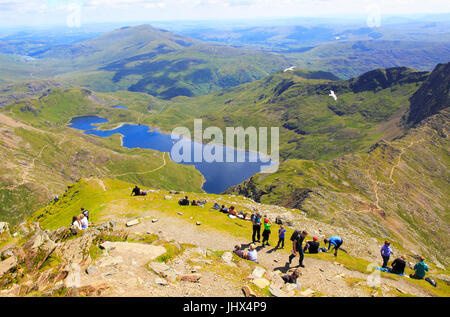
[276,225,286,249]
[380,241,393,268]
[262,217,272,246]
[288,230,307,268]
[251,213,262,243]
[324,236,343,257]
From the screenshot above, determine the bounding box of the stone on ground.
[126,219,140,227]
[0,256,17,276]
[221,252,236,267]
[0,222,9,235]
[99,242,166,265]
[251,266,266,279]
[86,265,98,275]
[253,278,270,289]
[180,274,201,283]
[300,288,315,297]
[242,285,256,297]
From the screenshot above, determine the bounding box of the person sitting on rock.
[79,214,89,230]
[247,244,258,263]
[233,244,246,259]
[81,207,89,221]
[410,257,429,280]
[131,185,141,196]
[389,255,407,275]
[282,269,300,284]
[71,216,82,230]
[179,196,190,206]
[304,236,320,254]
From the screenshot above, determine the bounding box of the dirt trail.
[103,209,431,297]
[1,144,49,191]
[110,152,167,178]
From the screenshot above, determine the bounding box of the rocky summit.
[0,176,448,297]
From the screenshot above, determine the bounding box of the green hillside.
[32,25,290,99]
[0,87,203,225]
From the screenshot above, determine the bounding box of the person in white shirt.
[247,244,258,263]
[79,214,89,230]
[71,216,82,230]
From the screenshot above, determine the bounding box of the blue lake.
[69,116,274,194]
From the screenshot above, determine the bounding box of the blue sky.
[1,0,450,27]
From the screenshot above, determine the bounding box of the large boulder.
[0,222,10,235]
[23,230,57,269]
[99,242,166,266]
[0,256,17,277]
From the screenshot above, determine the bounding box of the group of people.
[233,244,258,263]
[178,196,207,207]
[213,203,251,220]
[380,241,434,285]
[71,207,90,230]
[132,187,435,287]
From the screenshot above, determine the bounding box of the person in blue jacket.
[324,236,343,257]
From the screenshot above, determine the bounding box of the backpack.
[290,230,300,242]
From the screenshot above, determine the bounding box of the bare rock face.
[23,230,57,269]
[408,62,450,125]
[103,242,166,263]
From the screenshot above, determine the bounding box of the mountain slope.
[226,109,450,265]
[34,25,289,99]
[407,63,450,124]
[285,40,450,79]
[147,66,428,161]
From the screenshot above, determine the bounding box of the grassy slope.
[0,87,203,225]
[29,177,449,297]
